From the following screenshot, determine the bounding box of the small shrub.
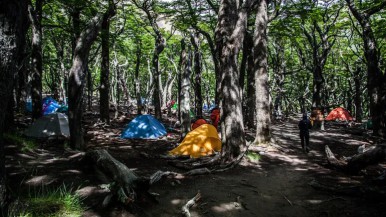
[8,185,84,217]
[246,151,261,162]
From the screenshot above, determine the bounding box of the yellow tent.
[169,124,221,158]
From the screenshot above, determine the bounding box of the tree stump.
[85,149,154,205]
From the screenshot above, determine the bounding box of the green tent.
[171,104,195,118]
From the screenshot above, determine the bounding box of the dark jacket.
[298,118,312,135]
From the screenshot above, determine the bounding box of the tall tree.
[215,0,253,162]
[68,1,116,149]
[191,31,203,117]
[179,39,192,138]
[135,38,143,115]
[28,0,43,120]
[253,0,271,144]
[133,0,165,120]
[100,0,116,124]
[244,31,256,129]
[345,0,386,137]
[0,0,28,213]
[300,2,343,109]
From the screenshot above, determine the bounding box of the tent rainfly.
[120,114,167,139]
[23,113,70,138]
[169,124,221,158]
[325,107,353,121]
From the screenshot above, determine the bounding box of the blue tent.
[42,97,61,115]
[121,114,167,139]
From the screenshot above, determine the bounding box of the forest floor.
[5,112,386,217]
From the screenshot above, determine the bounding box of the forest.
[1,0,386,216]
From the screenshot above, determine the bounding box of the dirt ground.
[6,113,386,217]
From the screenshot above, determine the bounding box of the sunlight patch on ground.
[264,152,308,165]
[26,175,57,186]
[117,145,133,150]
[276,132,299,139]
[306,199,323,204]
[211,202,243,213]
[68,152,84,159]
[62,169,82,174]
[171,198,182,205]
[76,186,109,197]
[17,153,35,159]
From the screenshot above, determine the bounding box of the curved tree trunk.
[69,15,108,149]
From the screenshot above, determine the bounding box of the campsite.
[1,0,386,217]
[4,112,386,217]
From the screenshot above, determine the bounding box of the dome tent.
[325,107,353,121]
[23,113,69,138]
[120,114,167,139]
[169,124,221,158]
[191,118,208,130]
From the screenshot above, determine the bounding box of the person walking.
[298,113,312,153]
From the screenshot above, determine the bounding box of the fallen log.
[85,149,155,205]
[182,191,201,217]
[325,144,386,174]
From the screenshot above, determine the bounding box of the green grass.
[246,151,261,162]
[9,185,84,217]
[4,133,37,152]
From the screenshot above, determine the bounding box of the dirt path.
[134,117,384,217]
[7,114,386,217]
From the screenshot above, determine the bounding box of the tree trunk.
[196,29,220,106]
[152,34,165,120]
[272,39,285,119]
[353,66,362,122]
[191,32,203,117]
[71,7,81,59]
[28,0,43,120]
[177,40,185,122]
[245,33,255,129]
[0,0,28,212]
[253,0,271,144]
[69,16,105,149]
[135,39,142,115]
[312,65,324,108]
[216,0,252,162]
[180,40,192,138]
[100,1,114,124]
[15,18,29,113]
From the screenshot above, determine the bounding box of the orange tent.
[169,124,221,158]
[325,107,353,121]
[210,108,220,129]
[191,118,208,130]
